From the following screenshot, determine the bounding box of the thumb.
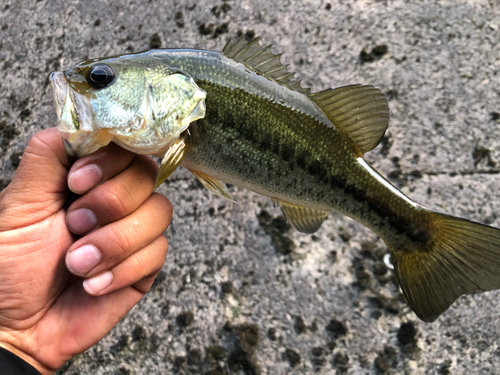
[0,128,71,231]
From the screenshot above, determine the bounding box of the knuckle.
[23,130,59,163]
[155,235,169,256]
[150,237,169,268]
[127,251,147,278]
[128,238,168,279]
[150,193,173,219]
[109,223,136,256]
[135,154,159,178]
[149,239,169,275]
[28,130,53,151]
[149,266,164,281]
[97,184,131,219]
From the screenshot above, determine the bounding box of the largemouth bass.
[50,37,500,322]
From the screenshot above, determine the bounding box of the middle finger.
[66,155,159,235]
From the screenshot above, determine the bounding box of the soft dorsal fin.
[223,36,310,94]
[309,85,389,154]
[279,200,330,233]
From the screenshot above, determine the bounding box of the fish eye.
[87,65,115,89]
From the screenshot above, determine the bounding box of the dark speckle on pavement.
[1,1,500,374]
[398,321,417,347]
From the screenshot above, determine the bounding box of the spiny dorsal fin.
[222,36,310,94]
[309,85,389,154]
[279,201,329,233]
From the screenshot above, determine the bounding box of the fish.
[49,36,500,322]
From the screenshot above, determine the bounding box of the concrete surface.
[1,0,500,373]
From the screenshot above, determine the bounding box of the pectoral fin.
[154,138,189,190]
[279,201,330,233]
[188,169,235,202]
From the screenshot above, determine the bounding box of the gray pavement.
[1,0,499,373]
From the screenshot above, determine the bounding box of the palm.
[0,210,126,367]
[0,129,171,372]
[0,209,71,326]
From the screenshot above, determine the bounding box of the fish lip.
[49,71,98,158]
[49,71,69,121]
[49,71,93,132]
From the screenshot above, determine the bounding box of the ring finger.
[65,192,172,278]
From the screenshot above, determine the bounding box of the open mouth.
[49,72,93,133]
[50,72,69,124]
[49,72,102,157]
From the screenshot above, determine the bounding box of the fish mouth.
[50,72,69,121]
[49,72,103,157]
[49,72,93,132]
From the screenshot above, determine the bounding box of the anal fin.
[189,169,235,203]
[279,201,329,233]
[154,137,189,190]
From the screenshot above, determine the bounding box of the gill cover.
[96,70,206,154]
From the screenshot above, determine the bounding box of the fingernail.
[68,164,103,193]
[66,244,101,275]
[67,208,98,234]
[83,271,113,295]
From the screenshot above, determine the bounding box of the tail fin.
[390,211,500,322]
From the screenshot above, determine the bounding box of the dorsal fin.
[309,85,389,154]
[222,36,310,94]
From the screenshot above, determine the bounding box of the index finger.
[67,142,137,195]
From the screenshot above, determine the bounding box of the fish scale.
[50,36,500,323]
[184,81,358,205]
[183,81,423,246]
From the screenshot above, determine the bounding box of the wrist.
[0,342,55,375]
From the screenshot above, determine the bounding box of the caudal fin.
[390,211,500,322]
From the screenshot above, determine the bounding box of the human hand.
[0,128,172,374]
